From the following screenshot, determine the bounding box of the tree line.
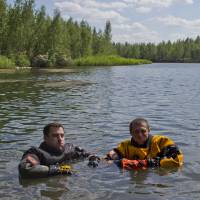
[114,37,200,63]
[0,0,200,68]
[0,0,114,67]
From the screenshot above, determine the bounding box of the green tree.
[32,6,48,57]
[131,44,141,59]
[20,0,35,57]
[5,0,35,56]
[0,0,7,55]
[80,20,92,57]
[67,18,81,58]
[104,20,112,42]
[191,46,200,62]
[46,9,61,57]
[91,27,100,55]
[100,21,115,55]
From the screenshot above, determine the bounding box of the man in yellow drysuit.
[106,118,183,169]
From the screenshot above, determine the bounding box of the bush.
[15,53,30,67]
[31,54,50,67]
[74,55,152,66]
[55,54,74,67]
[0,55,15,68]
[31,54,75,68]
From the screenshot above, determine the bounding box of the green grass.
[74,55,152,66]
[0,56,16,69]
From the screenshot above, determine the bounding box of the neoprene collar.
[131,134,153,148]
[39,142,64,156]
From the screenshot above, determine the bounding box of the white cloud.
[55,2,82,13]
[113,22,148,32]
[125,0,193,6]
[87,9,127,23]
[132,0,174,8]
[54,0,127,23]
[122,0,194,13]
[157,15,200,30]
[184,0,193,3]
[55,0,127,10]
[55,0,127,12]
[84,1,128,10]
[113,30,160,43]
[135,6,151,13]
[52,0,198,43]
[112,21,160,43]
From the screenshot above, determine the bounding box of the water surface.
[0,63,200,199]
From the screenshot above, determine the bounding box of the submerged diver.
[19,122,100,178]
[106,118,183,170]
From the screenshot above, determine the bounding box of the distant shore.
[74,55,152,66]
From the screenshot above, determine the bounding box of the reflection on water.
[0,63,200,199]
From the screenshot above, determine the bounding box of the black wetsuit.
[19,142,90,178]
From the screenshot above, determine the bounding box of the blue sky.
[7,0,200,43]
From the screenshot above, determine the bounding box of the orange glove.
[121,159,148,170]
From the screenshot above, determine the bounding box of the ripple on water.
[0,64,200,199]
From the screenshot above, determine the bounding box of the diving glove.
[121,159,148,170]
[49,164,72,175]
[88,155,100,167]
[120,158,160,170]
[147,158,160,167]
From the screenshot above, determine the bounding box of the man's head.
[43,122,65,151]
[129,118,150,145]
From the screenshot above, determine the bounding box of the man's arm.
[106,150,121,160]
[158,145,184,167]
[72,145,101,167]
[19,154,49,178]
[19,153,72,178]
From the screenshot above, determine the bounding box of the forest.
[0,0,199,68]
[114,37,200,63]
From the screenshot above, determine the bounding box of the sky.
[7,0,200,44]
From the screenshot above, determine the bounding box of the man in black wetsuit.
[19,122,99,178]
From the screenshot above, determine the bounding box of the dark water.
[0,63,200,200]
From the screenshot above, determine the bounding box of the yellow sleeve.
[115,140,129,158]
[160,153,184,167]
[155,136,184,167]
[157,136,175,147]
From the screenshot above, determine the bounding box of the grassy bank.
[74,55,152,66]
[0,56,16,69]
[0,55,152,69]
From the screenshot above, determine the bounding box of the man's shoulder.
[152,135,171,141]
[151,135,174,145]
[22,146,41,159]
[64,143,74,147]
[63,143,75,151]
[64,143,87,152]
[119,139,132,146]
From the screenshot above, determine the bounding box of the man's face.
[130,122,150,145]
[44,126,65,151]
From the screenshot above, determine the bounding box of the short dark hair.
[43,122,64,136]
[129,118,150,133]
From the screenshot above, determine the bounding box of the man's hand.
[120,158,160,170]
[49,164,72,175]
[26,154,39,166]
[88,155,100,167]
[106,150,119,160]
[121,159,148,170]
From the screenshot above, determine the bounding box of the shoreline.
[1,61,200,72]
[0,67,32,73]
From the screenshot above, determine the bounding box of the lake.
[0,63,200,199]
